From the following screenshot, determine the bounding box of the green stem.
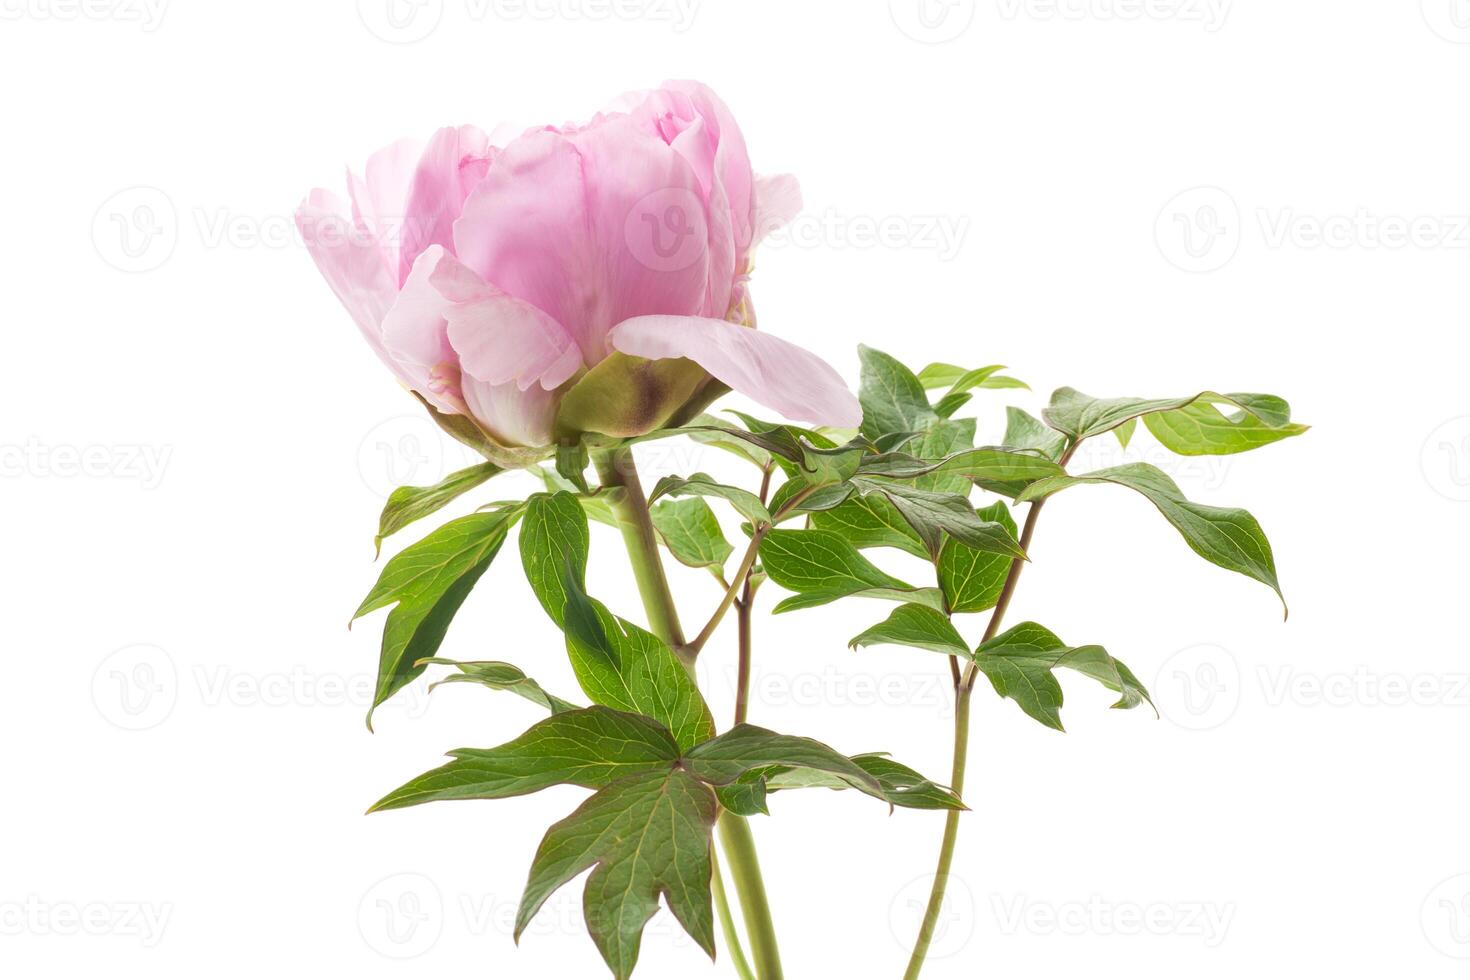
[592,446,785,980]
[712,851,757,980]
[718,814,783,980]
[902,684,972,980]
[902,442,1075,979]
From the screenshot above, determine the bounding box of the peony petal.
[752,173,802,245]
[445,291,583,392]
[608,315,860,428]
[296,189,399,372]
[346,136,423,278]
[397,125,493,285]
[461,376,558,448]
[378,245,462,413]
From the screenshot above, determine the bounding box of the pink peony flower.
[296,81,860,461]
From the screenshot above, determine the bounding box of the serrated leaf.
[849,478,1026,561]
[683,724,883,797]
[419,658,580,714]
[375,462,502,554]
[849,603,970,658]
[1144,399,1309,456]
[651,497,733,573]
[1042,387,1300,445]
[369,706,679,811]
[811,494,928,558]
[516,768,718,979]
[520,492,591,630]
[759,528,943,613]
[859,345,937,441]
[937,500,1018,614]
[354,507,522,726]
[972,622,1154,730]
[559,577,716,752]
[649,472,771,525]
[1018,462,1283,606]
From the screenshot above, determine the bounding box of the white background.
[3,1,1468,977]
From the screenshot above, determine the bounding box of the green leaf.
[811,495,928,558]
[684,414,772,469]
[1114,418,1138,448]
[909,419,976,494]
[353,506,522,727]
[1001,407,1067,461]
[650,498,733,574]
[368,706,679,811]
[1018,462,1284,606]
[649,472,771,525]
[858,345,937,441]
[756,754,965,811]
[937,500,1018,614]
[683,724,883,797]
[519,492,591,630]
[532,468,618,526]
[713,772,772,816]
[374,462,502,555]
[848,604,969,658]
[559,577,716,751]
[857,446,1064,486]
[767,477,856,523]
[1144,399,1309,456]
[849,478,1026,561]
[516,768,718,979]
[556,442,591,492]
[972,622,1155,731]
[1042,387,1300,445]
[759,528,945,613]
[419,658,580,714]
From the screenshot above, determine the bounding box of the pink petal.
[396,125,493,285]
[346,137,423,278]
[444,290,583,392]
[753,173,802,245]
[461,376,558,448]
[295,190,399,372]
[608,315,860,428]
